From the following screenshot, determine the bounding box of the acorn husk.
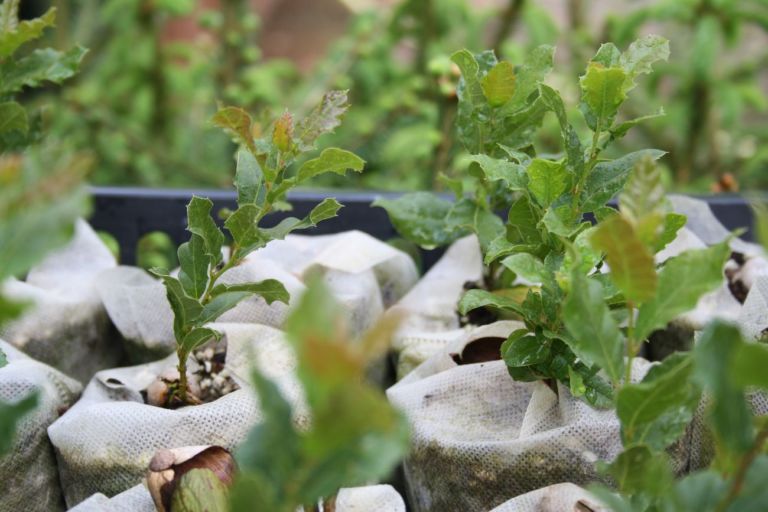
[147,445,236,512]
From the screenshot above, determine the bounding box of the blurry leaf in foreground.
[231,277,409,511]
[0,392,38,457]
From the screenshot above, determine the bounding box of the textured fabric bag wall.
[97,230,417,360]
[388,236,483,379]
[70,483,406,512]
[0,220,120,382]
[489,483,608,512]
[47,323,304,507]
[0,340,82,512]
[387,321,657,512]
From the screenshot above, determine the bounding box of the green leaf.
[177,235,211,300]
[150,269,203,340]
[506,195,542,245]
[260,198,342,241]
[731,342,768,389]
[668,471,727,512]
[579,62,628,132]
[526,158,568,207]
[181,327,222,354]
[296,148,364,182]
[580,149,665,212]
[0,349,6,368]
[197,292,253,325]
[635,241,730,341]
[617,353,700,451]
[541,203,581,237]
[562,269,624,386]
[481,61,515,107]
[501,253,546,282]
[502,331,550,367]
[0,392,38,457]
[499,44,555,114]
[458,289,525,316]
[225,204,264,255]
[618,156,665,226]
[653,213,687,253]
[173,468,230,512]
[236,367,301,492]
[610,108,665,142]
[451,49,485,108]
[591,214,657,304]
[465,154,526,188]
[605,445,674,495]
[234,150,265,206]
[0,149,90,281]
[693,321,754,455]
[619,34,670,78]
[0,7,55,58]
[445,198,504,251]
[212,107,256,154]
[0,46,87,95]
[538,84,584,177]
[294,90,350,151]
[187,197,225,266]
[211,280,290,305]
[373,192,457,249]
[0,101,27,136]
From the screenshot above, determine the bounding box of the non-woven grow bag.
[0,340,82,512]
[387,321,665,512]
[0,220,120,382]
[97,230,418,361]
[69,483,406,512]
[489,483,608,512]
[388,235,483,379]
[47,323,304,507]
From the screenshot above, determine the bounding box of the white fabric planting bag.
[97,231,418,359]
[0,340,82,512]
[388,235,483,379]
[70,483,406,512]
[48,323,304,507]
[489,483,608,512]
[387,321,656,512]
[0,220,120,382]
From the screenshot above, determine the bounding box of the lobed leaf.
[212,107,256,154]
[150,270,203,340]
[294,90,350,150]
[0,7,55,58]
[177,235,211,299]
[234,150,265,206]
[296,147,364,182]
[445,198,504,251]
[186,197,225,266]
[498,44,555,114]
[260,198,343,241]
[0,46,87,95]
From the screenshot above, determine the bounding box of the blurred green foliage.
[21,0,768,191]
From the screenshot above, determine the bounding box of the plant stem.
[492,0,526,57]
[625,301,635,385]
[715,425,768,512]
[177,349,189,403]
